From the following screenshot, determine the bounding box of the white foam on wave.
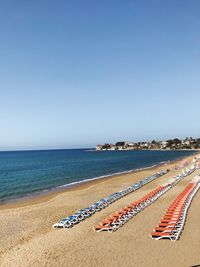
[56,161,167,189]
[0,161,168,204]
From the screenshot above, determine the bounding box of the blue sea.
[0,149,196,203]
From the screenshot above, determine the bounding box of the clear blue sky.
[0,1,200,150]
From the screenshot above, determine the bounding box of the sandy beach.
[0,153,200,267]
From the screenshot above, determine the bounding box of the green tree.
[102,143,111,149]
[115,141,125,146]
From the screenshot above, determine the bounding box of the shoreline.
[0,151,200,266]
[0,151,197,210]
[0,161,168,210]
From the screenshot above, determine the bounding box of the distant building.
[96,145,103,151]
[96,137,200,151]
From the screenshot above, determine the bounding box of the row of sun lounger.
[94,167,195,233]
[150,175,200,241]
[52,170,169,229]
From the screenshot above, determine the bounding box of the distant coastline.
[96,137,200,151]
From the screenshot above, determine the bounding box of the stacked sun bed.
[94,167,195,233]
[52,170,168,229]
[196,160,200,169]
[150,175,200,241]
[175,160,189,170]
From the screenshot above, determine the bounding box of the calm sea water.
[0,149,196,203]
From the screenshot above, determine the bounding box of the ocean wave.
[56,161,168,189]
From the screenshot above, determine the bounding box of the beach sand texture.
[0,153,200,267]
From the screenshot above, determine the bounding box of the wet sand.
[0,153,200,267]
